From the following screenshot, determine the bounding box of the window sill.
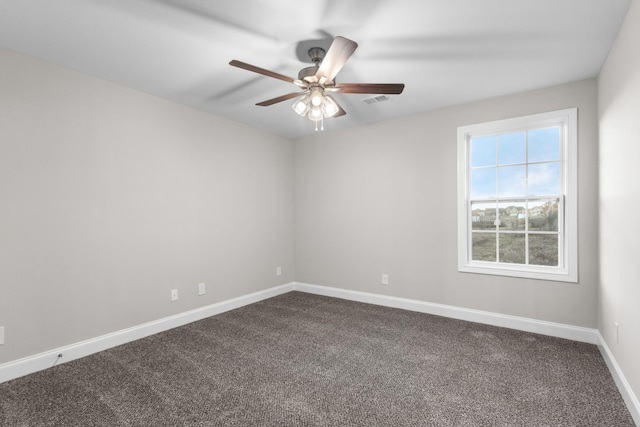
[459,263,577,283]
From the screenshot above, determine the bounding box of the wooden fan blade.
[256,92,305,106]
[315,36,358,84]
[334,83,405,94]
[229,60,295,84]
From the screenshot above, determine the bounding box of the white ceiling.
[0,0,632,139]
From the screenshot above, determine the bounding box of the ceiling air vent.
[362,95,391,104]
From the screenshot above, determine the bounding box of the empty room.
[1,0,639,425]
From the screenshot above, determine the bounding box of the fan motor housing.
[298,66,319,83]
[298,47,327,83]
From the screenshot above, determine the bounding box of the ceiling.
[0,0,632,139]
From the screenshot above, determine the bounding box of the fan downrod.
[308,47,326,65]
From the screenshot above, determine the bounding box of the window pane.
[472,233,496,261]
[470,167,496,198]
[471,202,497,230]
[529,234,559,266]
[498,202,526,231]
[528,199,559,231]
[498,132,526,165]
[499,233,525,264]
[470,136,497,167]
[498,165,526,197]
[528,127,560,162]
[528,162,560,196]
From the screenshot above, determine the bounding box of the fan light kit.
[291,86,340,131]
[230,36,405,131]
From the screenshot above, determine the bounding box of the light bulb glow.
[311,95,322,107]
[309,87,324,107]
[322,96,339,117]
[308,106,323,121]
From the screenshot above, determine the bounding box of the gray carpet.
[0,291,635,426]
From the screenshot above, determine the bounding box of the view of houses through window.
[470,198,559,265]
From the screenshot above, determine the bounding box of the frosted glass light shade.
[292,94,310,116]
[322,96,339,117]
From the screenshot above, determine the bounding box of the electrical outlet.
[198,283,206,295]
[0,327,4,345]
[171,289,178,302]
[276,266,282,276]
[381,274,389,285]
[614,321,619,344]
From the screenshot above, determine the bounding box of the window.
[457,109,577,282]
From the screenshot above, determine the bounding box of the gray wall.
[598,0,640,404]
[0,47,295,364]
[295,79,599,327]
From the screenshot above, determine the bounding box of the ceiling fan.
[229,36,405,130]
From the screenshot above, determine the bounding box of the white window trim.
[457,108,578,283]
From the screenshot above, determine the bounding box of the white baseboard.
[597,332,640,426]
[293,282,599,344]
[0,283,294,384]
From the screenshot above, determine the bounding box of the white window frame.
[457,108,578,282]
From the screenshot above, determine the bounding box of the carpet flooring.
[0,291,635,426]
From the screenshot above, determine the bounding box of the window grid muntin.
[467,122,564,268]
